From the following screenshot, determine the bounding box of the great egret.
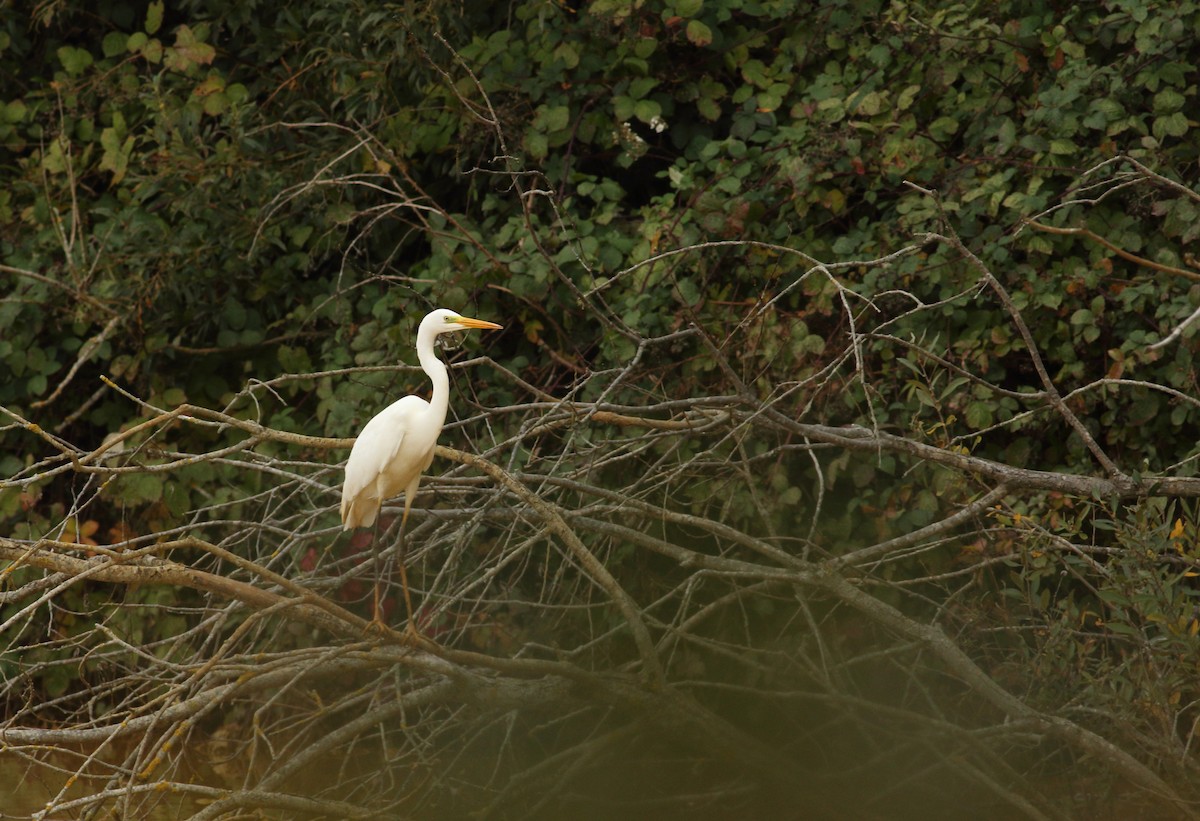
[341,307,503,632]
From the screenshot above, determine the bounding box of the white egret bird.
[341,307,503,632]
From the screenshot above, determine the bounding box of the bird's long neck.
[417,324,450,427]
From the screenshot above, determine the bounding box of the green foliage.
[0,0,1194,575]
[987,501,1200,781]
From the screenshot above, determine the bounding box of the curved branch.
[440,446,665,687]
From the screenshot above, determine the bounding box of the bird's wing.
[341,396,429,528]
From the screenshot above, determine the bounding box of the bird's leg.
[393,499,441,648]
[395,505,424,644]
[366,518,389,636]
[367,493,436,648]
[396,556,416,634]
[366,500,422,641]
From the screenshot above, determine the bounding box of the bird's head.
[423,308,504,336]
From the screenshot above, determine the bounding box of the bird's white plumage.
[340,308,502,532]
[340,395,437,529]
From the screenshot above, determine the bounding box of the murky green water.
[0,750,202,819]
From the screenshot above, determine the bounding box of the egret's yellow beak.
[454,316,503,331]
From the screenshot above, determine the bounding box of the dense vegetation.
[3,0,1200,818]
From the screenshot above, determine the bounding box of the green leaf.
[553,42,579,69]
[1153,112,1188,140]
[165,26,216,73]
[996,117,1016,151]
[327,202,356,224]
[896,84,920,111]
[853,90,884,116]
[141,38,163,63]
[526,131,548,159]
[202,91,228,116]
[686,20,713,46]
[1153,88,1185,114]
[289,224,313,248]
[118,472,164,505]
[226,83,249,104]
[676,277,700,304]
[146,1,164,34]
[278,345,313,373]
[99,128,135,183]
[633,98,662,124]
[56,46,94,76]
[223,299,247,330]
[965,401,993,429]
[629,77,657,99]
[1019,134,1049,153]
[757,91,782,112]
[675,0,703,15]
[928,116,958,140]
[102,31,127,58]
[194,75,225,98]
[541,105,570,132]
[697,96,721,121]
[1048,138,1076,155]
[2,99,26,124]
